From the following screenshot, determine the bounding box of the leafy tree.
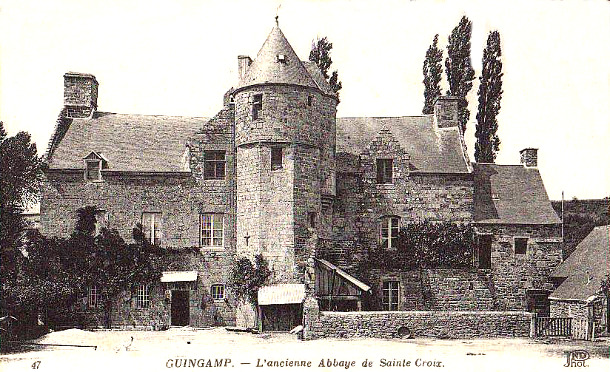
[422,34,443,114]
[0,122,43,251]
[229,254,272,307]
[445,16,476,133]
[475,31,503,163]
[309,37,343,97]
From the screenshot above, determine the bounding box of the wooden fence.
[534,317,591,340]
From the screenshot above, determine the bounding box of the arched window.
[379,216,400,249]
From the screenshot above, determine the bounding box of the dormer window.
[277,54,286,63]
[83,151,106,181]
[252,94,263,120]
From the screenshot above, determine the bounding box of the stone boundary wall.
[306,311,533,340]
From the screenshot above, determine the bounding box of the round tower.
[234,23,337,284]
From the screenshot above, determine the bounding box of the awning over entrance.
[258,284,305,306]
[160,270,198,283]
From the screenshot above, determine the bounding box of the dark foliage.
[364,221,474,271]
[0,122,43,251]
[422,34,443,114]
[445,16,476,133]
[551,198,609,259]
[229,254,272,307]
[475,31,503,163]
[309,36,342,98]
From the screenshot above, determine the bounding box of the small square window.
[271,147,283,170]
[210,284,225,300]
[252,94,263,120]
[376,159,393,184]
[514,237,528,255]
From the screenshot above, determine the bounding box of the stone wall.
[306,311,533,340]
[550,298,608,336]
[41,106,237,329]
[475,224,562,310]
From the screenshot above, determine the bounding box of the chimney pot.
[433,96,459,129]
[520,148,538,168]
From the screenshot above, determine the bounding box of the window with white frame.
[382,281,399,311]
[200,213,224,248]
[94,210,109,235]
[142,212,162,245]
[136,284,150,309]
[85,159,102,181]
[210,284,225,300]
[380,216,400,249]
[87,286,99,309]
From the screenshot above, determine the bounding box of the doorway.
[171,290,190,326]
[261,304,302,332]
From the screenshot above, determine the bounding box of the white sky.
[1,0,608,200]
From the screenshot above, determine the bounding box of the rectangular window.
[380,216,400,249]
[210,284,225,300]
[252,94,263,120]
[514,237,528,255]
[376,159,393,184]
[307,95,313,107]
[204,151,226,180]
[271,147,283,170]
[200,213,224,248]
[308,212,316,228]
[136,284,150,309]
[477,234,492,269]
[142,212,162,245]
[85,160,101,181]
[382,281,399,311]
[87,286,99,309]
[94,210,109,235]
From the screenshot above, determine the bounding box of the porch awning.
[316,259,371,292]
[258,284,305,306]
[160,270,198,283]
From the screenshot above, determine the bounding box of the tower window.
[308,212,316,228]
[376,159,393,184]
[277,54,286,63]
[252,94,263,120]
[271,147,283,170]
[307,95,313,107]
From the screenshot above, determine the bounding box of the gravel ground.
[1,328,608,372]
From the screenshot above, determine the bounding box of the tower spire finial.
[275,4,281,26]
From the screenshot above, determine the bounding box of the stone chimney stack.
[63,72,98,118]
[433,96,459,129]
[520,148,538,168]
[237,55,252,82]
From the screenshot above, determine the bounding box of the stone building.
[41,22,562,331]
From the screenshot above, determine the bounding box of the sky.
[0,0,608,200]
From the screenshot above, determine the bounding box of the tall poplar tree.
[422,35,443,114]
[309,37,342,97]
[475,31,503,163]
[445,16,476,133]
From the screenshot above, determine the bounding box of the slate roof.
[238,25,317,90]
[336,116,470,173]
[473,164,561,224]
[302,61,335,96]
[550,225,610,301]
[47,113,207,173]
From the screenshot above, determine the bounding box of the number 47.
[31,360,41,369]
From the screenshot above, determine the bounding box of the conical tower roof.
[238,25,318,90]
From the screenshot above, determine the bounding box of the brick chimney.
[63,72,98,118]
[520,148,538,167]
[433,96,459,129]
[237,55,252,82]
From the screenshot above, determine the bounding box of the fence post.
[529,313,537,338]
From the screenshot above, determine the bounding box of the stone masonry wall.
[306,311,533,340]
[475,224,562,310]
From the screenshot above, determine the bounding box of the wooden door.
[171,290,189,326]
